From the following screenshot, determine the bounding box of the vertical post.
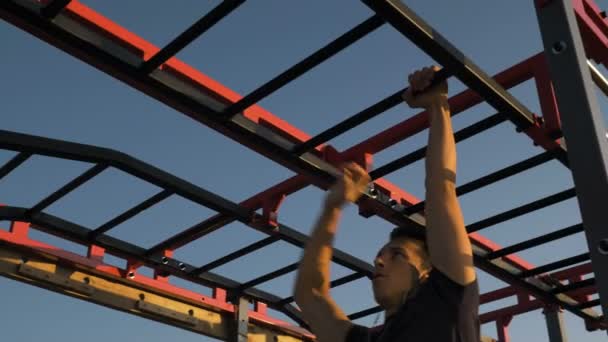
[230,297,249,342]
[544,307,569,342]
[496,316,512,342]
[535,0,608,321]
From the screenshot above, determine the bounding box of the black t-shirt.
[346,268,479,342]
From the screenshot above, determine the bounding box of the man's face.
[371,238,420,309]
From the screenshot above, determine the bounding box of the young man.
[294,66,479,342]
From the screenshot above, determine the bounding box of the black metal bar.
[550,278,595,294]
[519,253,591,278]
[362,0,536,129]
[277,272,367,306]
[90,189,173,237]
[194,235,280,275]
[486,223,584,260]
[238,263,299,290]
[575,299,601,309]
[544,307,569,342]
[276,223,374,277]
[292,88,405,155]
[536,0,608,318]
[467,188,576,233]
[0,130,255,223]
[347,306,382,320]
[403,151,556,215]
[146,213,234,255]
[40,0,71,19]
[222,15,385,117]
[140,0,245,74]
[0,205,304,322]
[0,152,31,181]
[28,163,107,214]
[369,112,507,180]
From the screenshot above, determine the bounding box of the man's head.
[371,227,432,314]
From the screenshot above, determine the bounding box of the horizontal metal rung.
[140,0,245,74]
[370,112,506,180]
[238,262,299,290]
[90,189,173,237]
[0,152,31,181]
[550,278,595,294]
[518,253,590,278]
[222,15,385,117]
[28,163,107,214]
[467,188,576,233]
[292,88,405,155]
[347,305,382,320]
[403,151,555,215]
[485,223,584,260]
[194,235,280,275]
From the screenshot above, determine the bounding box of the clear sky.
[1,0,608,341]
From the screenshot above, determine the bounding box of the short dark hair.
[389,226,426,242]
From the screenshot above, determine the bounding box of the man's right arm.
[294,163,369,342]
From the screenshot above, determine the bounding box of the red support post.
[154,249,173,283]
[9,221,29,238]
[87,244,105,263]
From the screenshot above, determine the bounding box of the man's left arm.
[404,67,476,286]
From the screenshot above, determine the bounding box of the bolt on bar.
[89,189,173,237]
[486,223,585,260]
[27,163,108,214]
[466,188,576,233]
[0,152,31,180]
[403,151,557,215]
[519,253,591,279]
[140,0,245,74]
[369,112,507,180]
[222,15,385,117]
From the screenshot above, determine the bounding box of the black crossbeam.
[222,15,385,117]
[90,189,173,237]
[519,253,591,278]
[370,112,507,180]
[486,223,584,260]
[0,152,31,180]
[28,164,107,214]
[467,188,576,233]
[403,151,556,215]
[40,0,71,19]
[140,0,245,74]
[195,235,280,275]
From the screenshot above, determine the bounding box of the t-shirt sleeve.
[344,324,372,342]
[427,267,479,309]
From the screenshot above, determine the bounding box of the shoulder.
[424,266,479,307]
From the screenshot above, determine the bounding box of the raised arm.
[294,163,370,342]
[403,66,476,286]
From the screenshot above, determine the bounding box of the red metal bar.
[574,0,608,65]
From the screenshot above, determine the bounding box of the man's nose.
[374,255,385,268]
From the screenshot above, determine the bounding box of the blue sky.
[1,0,608,341]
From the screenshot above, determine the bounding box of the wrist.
[425,96,449,111]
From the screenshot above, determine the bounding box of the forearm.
[425,99,456,187]
[295,204,341,299]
